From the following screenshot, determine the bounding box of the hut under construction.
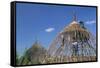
[42,15,96,63]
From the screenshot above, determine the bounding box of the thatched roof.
[60,13,89,35]
[61,20,90,41]
[64,21,87,32]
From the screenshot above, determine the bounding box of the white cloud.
[85,20,96,24]
[45,27,55,32]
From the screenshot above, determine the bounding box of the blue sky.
[16,3,97,55]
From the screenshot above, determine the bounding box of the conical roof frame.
[61,14,89,34]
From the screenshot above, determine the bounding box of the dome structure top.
[60,14,89,39]
[67,12,79,27]
[70,20,79,25]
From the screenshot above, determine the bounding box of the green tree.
[16,53,20,65]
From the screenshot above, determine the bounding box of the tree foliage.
[16,53,19,65]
